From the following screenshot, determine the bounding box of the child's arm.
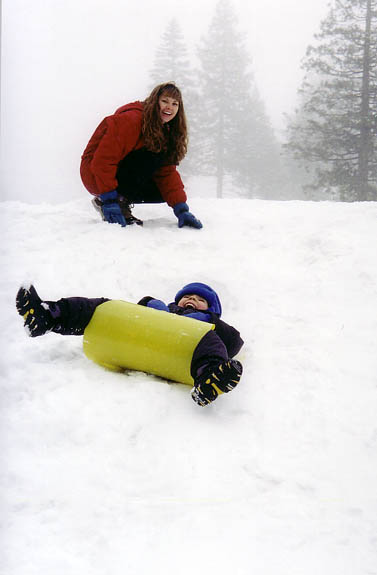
[181,310,212,322]
[137,296,169,312]
[210,316,244,357]
[137,299,212,323]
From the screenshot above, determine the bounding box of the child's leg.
[190,331,243,406]
[191,330,229,376]
[16,285,108,337]
[52,296,109,335]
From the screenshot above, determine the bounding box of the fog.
[0,0,330,203]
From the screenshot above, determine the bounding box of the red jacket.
[80,101,186,207]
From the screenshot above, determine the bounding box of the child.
[16,282,243,407]
[81,82,202,229]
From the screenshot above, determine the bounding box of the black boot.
[191,359,243,406]
[16,285,59,337]
[118,196,143,226]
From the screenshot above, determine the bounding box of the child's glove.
[173,202,202,229]
[191,359,243,406]
[99,191,127,227]
[191,383,218,406]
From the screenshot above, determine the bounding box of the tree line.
[150,0,377,202]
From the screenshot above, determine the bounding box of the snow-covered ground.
[1,196,377,575]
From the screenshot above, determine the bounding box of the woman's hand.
[173,202,203,229]
[98,191,127,227]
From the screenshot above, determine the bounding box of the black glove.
[173,202,202,229]
[191,383,218,406]
[99,191,127,227]
[191,359,243,406]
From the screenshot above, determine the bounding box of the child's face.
[177,293,209,311]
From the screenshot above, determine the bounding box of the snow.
[1,196,377,575]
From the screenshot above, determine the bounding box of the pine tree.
[150,18,192,88]
[285,0,377,201]
[149,19,199,174]
[196,0,281,198]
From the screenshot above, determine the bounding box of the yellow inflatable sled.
[83,300,215,385]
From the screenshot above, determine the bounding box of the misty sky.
[1,0,330,202]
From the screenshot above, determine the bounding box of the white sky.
[0,0,331,201]
[2,0,330,127]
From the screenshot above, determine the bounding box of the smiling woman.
[159,94,179,123]
[80,82,202,229]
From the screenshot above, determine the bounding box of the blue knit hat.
[174,282,222,316]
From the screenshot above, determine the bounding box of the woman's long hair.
[142,83,188,164]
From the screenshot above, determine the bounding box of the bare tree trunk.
[358,0,372,199]
[216,166,224,198]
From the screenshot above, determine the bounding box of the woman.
[80,82,202,228]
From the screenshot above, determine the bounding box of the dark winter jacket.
[80,101,187,207]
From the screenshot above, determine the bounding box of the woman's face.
[177,294,209,311]
[158,94,179,123]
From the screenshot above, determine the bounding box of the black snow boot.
[16,285,59,337]
[118,196,143,226]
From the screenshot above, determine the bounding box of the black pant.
[116,149,165,204]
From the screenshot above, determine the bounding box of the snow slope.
[1,197,377,575]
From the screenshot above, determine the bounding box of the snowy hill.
[1,197,377,575]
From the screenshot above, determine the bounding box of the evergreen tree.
[150,18,192,88]
[285,0,377,201]
[196,0,281,198]
[149,19,199,174]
